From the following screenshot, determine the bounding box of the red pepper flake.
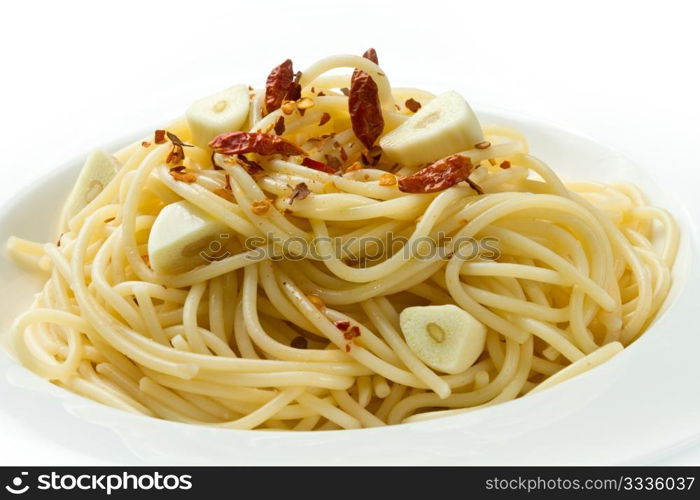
[169,166,197,183]
[166,149,184,165]
[378,173,397,186]
[317,91,326,97]
[296,97,315,111]
[289,182,310,204]
[166,131,191,148]
[142,254,151,268]
[165,131,193,165]
[281,101,296,115]
[264,59,301,115]
[251,199,273,215]
[334,320,351,331]
[500,160,511,169]
[398,154,476,193]
[154,130,167,144]
[104,216,116,223]
[345,344,351,352]
[209,132,306,157]
[213,187,234,202]
[343,325,361,340]
[141,141,151,148]
[349,48,384,149]
[274,116,286,136]
[302,156,337,174]
[291,336,308,349]
[405,98,422,113]
[319,112,331,126]
[474,141,491,150]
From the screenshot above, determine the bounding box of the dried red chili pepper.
[209,132,306,157]
[349,48,384,149]
[352,48,378,80]
[264,59,301,115]
[301,157,337,174]
[398,155,478,194]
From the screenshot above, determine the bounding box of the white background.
[0,0,698,465]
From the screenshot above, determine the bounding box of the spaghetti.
[6,52,679,430]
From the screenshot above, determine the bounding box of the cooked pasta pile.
[7,52,678,430]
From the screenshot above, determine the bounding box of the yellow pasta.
[6,52,678,430]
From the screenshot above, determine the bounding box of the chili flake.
[251,199,273,215]
[281,100,296,115]
[378,173,397,186]
[319,112,331,126]
[296,97,315,110]
[334,320,351,331]
[169,167,196,183]
[343,326,361,340]
[213,188,234,202]
[405,98,422,112]
[289,182,311,204]
[154,130,167,144]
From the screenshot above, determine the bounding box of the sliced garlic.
[186,84,250,148]
[63,151,120,219]
[379,91,483,167]
[147,201,232,274]
[399,304,486,374]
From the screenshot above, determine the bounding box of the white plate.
[1,110,698,465]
